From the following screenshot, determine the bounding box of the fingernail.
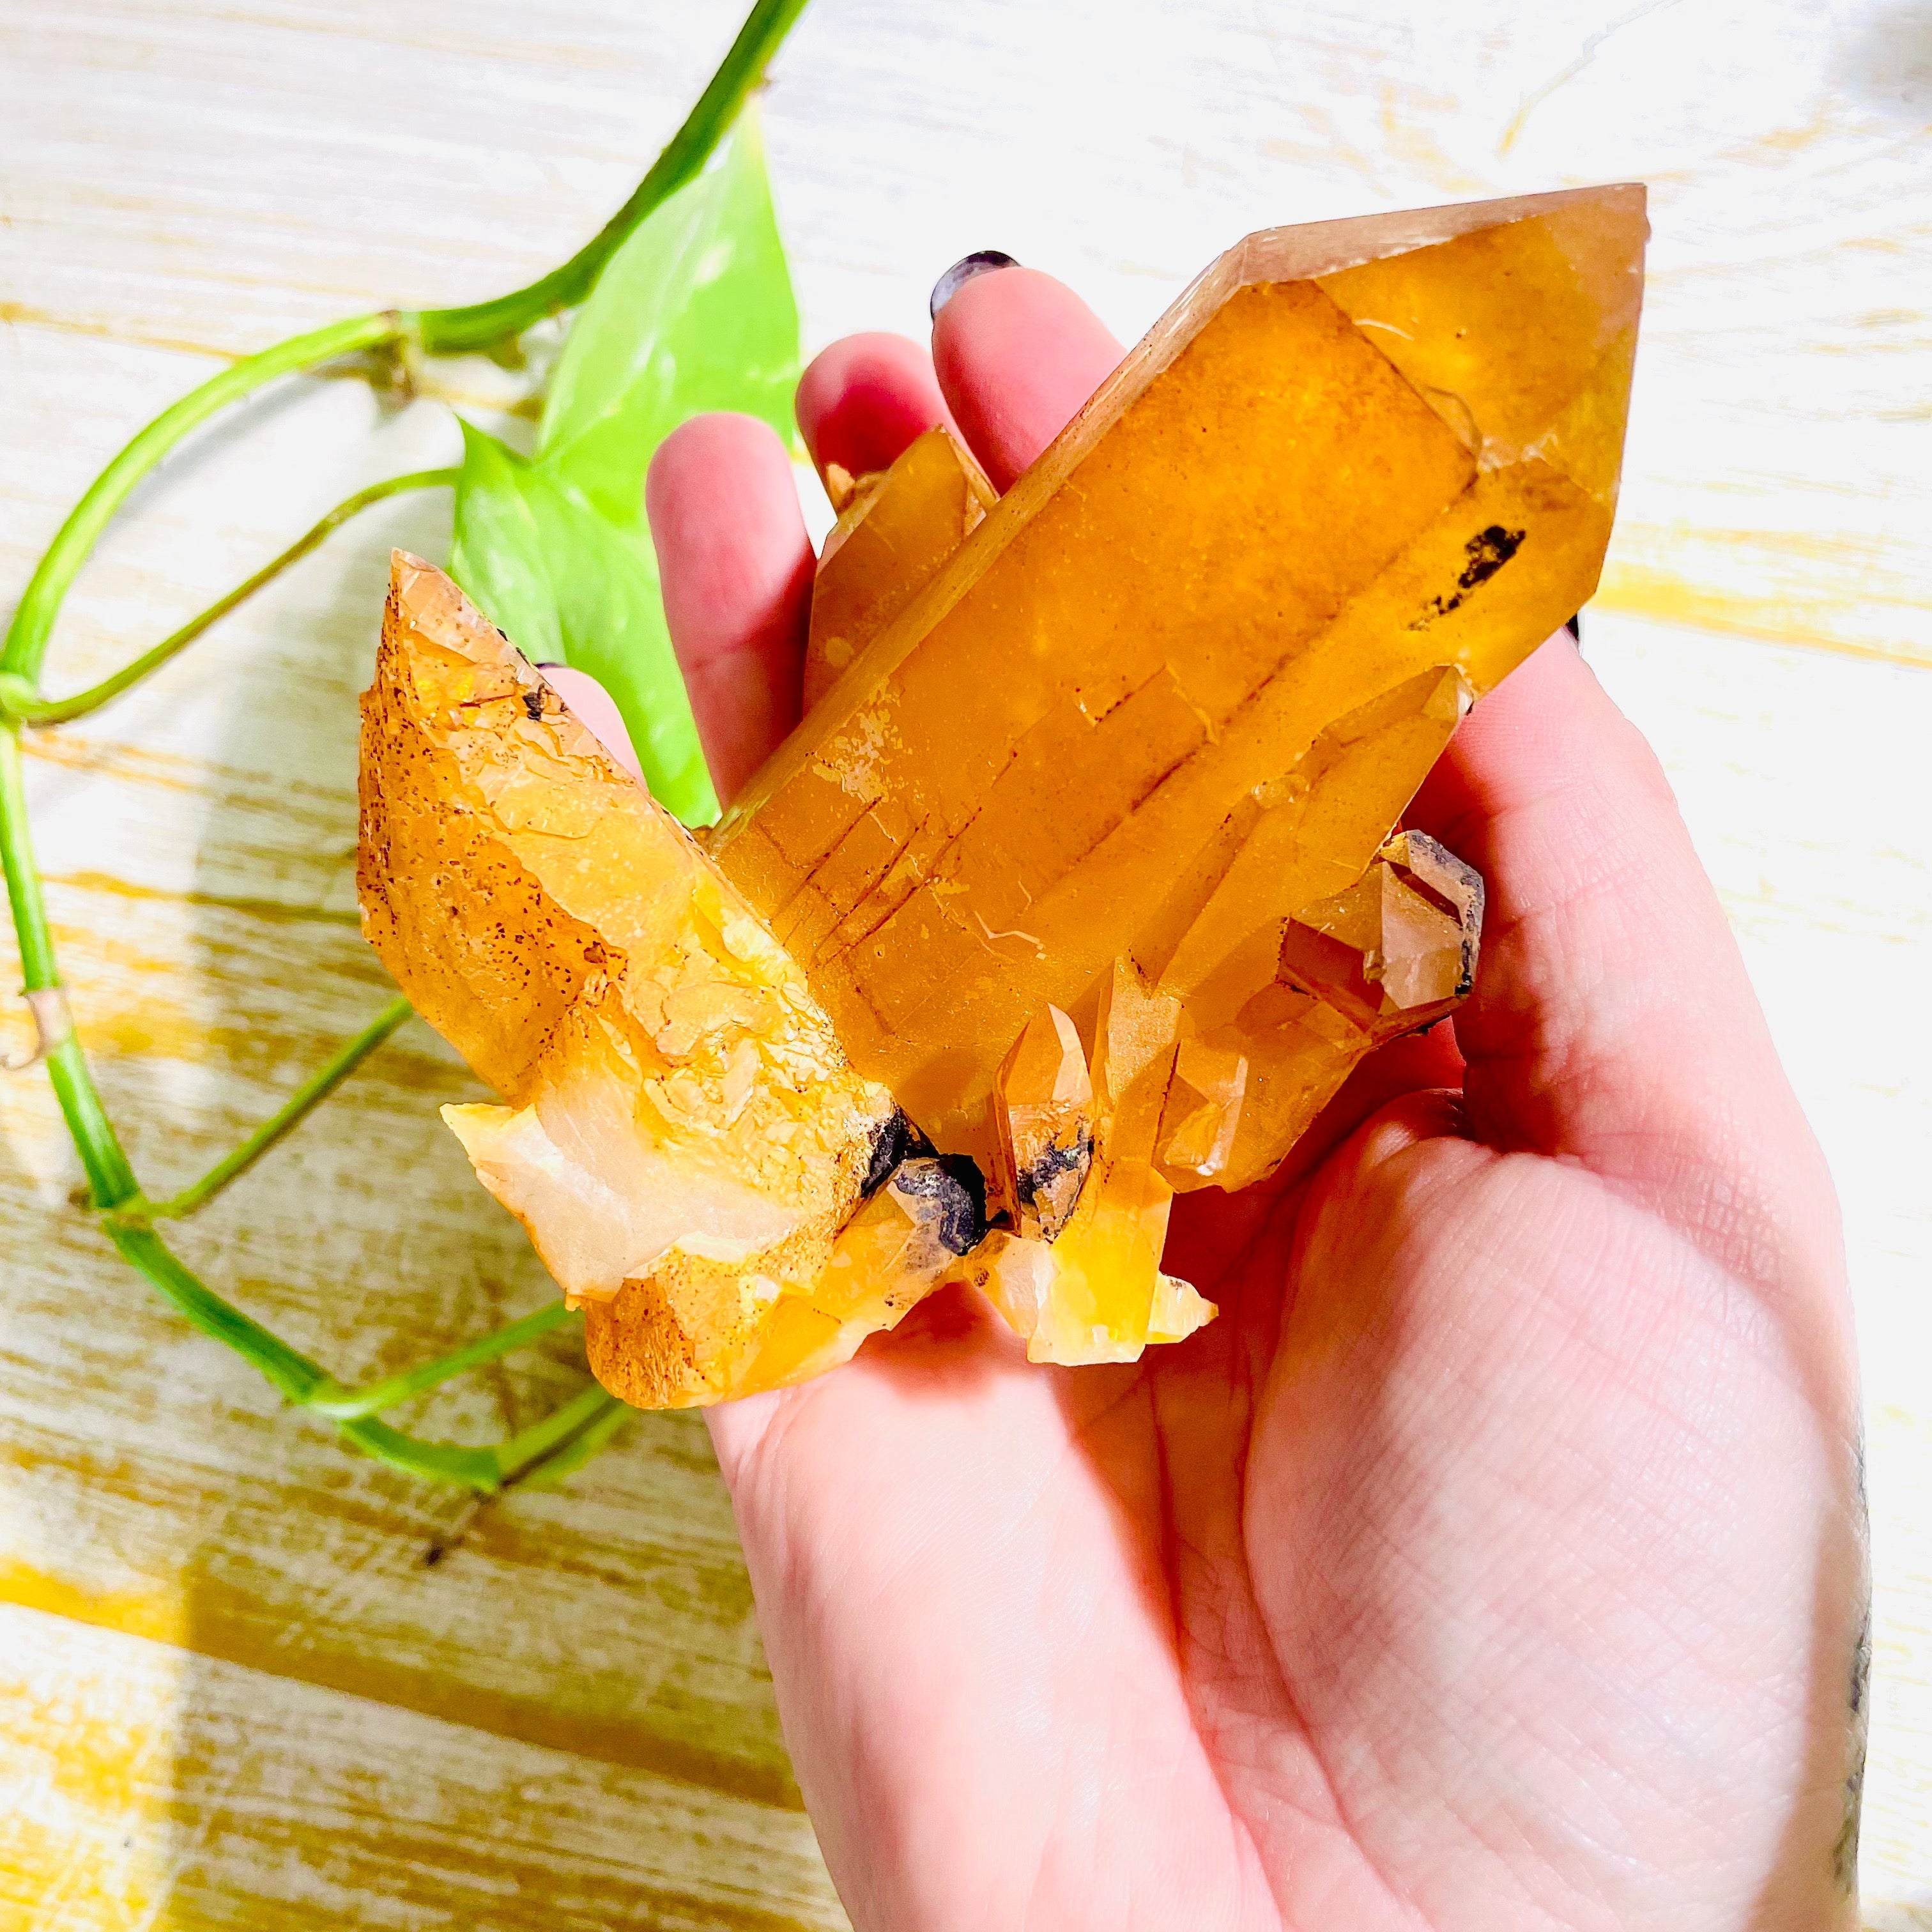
[930,250,1020,321]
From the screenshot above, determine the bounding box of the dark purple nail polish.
[930,250,1020,321]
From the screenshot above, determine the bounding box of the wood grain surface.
[2,1,1927,1926]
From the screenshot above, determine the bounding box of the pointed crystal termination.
[966,962,1220,1366]
[804,427,997,709]
[1158,828,1485,1193]
[1156,1041,1249,1187]
[989,1006,1095,1241]
[357,555,906,1410]
[717,185,1644,1182]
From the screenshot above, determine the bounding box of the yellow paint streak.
[0,1437,799,1814]
[0,299,236,362]
[1498,0,1685,155]
[0,1561,190,1651]
[1595,558,1932,670]
[48,869,360,930]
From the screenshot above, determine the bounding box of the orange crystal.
[987,1004,1094,1241]
[359,185,1645,1406]
[358,556,902,1408]
[716,185,1645,1185]
[804,427,996,708]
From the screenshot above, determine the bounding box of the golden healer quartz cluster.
[358,183,1646,1407]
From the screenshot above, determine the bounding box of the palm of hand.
[716,928,1857,1932]
[629,270,1865,1931]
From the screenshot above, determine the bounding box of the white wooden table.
[2,1,1927,1924]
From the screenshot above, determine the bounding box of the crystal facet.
[804,427,996,708]
[714,186,1643,1176]
[988,1005,1094,1242]
[360,556,904,1407]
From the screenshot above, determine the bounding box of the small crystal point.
[804,427,996,709]
[990,1005,1095,1242]
[1156,1040,1249,1186]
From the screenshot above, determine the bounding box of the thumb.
[1407,634,1840,1289]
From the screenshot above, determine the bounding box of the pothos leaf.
[539,105,798,526]
[445,425,559,663]
[447,424,717,824]
[447,109,799,827]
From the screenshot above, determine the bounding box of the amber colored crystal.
[988,1005,1094,1240]
[361,184,1645,1408]
[803,428,997,708]
[1158,827,1483,1192]
[971,962,1215,1365]
[586,1154,979,1409]
[1156,1039,1249,1188]
[358,556,902,1407]
[716,185,1645,1187]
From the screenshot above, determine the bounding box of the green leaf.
[448,108,799,828]
[539,104,799,528]
[447,424,560,663]
[448,422,720,825]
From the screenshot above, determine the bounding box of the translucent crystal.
[1162,827,1484,1192]
[1156,1039,1248,1187]
[974,963,1204,1365]
[362,185,1645,1406]
[803,427,995,708]
[716,186,1644,1177]
[988,1006,1094,1241]
[359,556,901,1407]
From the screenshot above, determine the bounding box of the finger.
[1406,635,1835,1266]
[1267,1022,1467,1192]
[1164,1023,1464,1295]
[795,332,954,480]
[645,412,814,806]
[930,266,1123,489]
[533,664,643,786]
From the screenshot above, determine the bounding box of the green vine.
[0,0,810,1492]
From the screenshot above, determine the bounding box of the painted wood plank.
[0,1603,847,1931]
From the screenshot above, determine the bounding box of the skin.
[631,266,1868,1931]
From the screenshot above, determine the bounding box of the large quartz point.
[717,184,1644,1181]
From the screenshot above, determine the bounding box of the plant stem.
[1,725,141,1206]
[408,0,809,354]
[510,1392,630,1489]
[0,0,809,1491]
[1,471,457,728]
[491,1383,622,1484]
[8,728,604,1490]
[110,1220,330,1400]
[109,1221,611,1491]
[0,313,401,694]
[1,0,809,711]
[0,726,54,995]
[112,994,415,1223]
[306,1300,576,1419]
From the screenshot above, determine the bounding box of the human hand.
[617,264,1866,1932]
